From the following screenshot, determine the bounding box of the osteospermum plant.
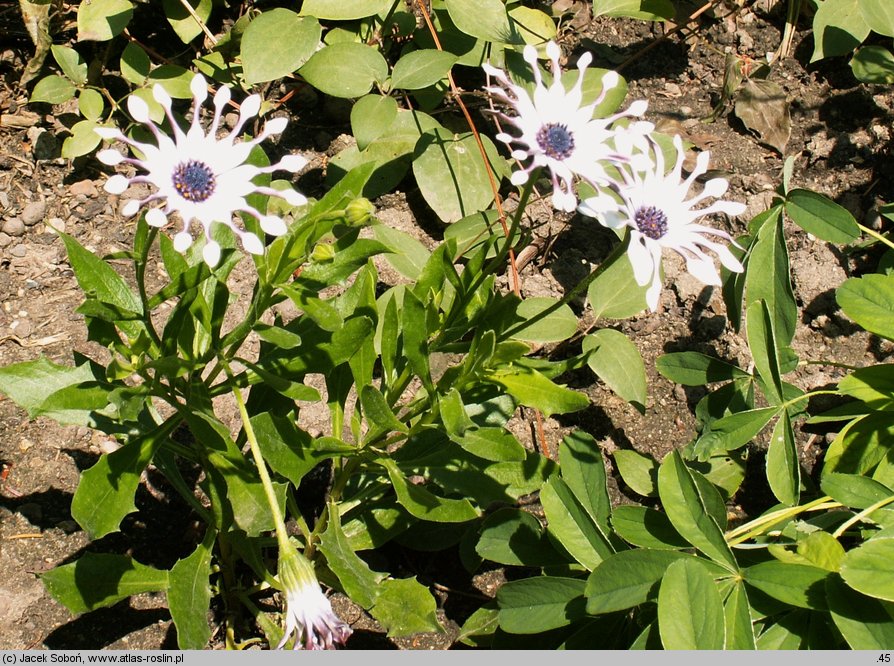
[4,0,890,652]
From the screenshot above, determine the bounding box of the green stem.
[858,222,894,253]
[726,495,838,545]
[832,495,894,538]
[226,363,291,552]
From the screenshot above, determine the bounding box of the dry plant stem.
[179,0,218,45]
[617,0,722,73]
[776,0,802,59]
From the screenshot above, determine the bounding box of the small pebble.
[0,232,11,247]
[12,320,32,337]
[69,179,98,197]
[21,200,47,226]
[1,217,24,236]
[9,244,26,257]
[46,217,65,234]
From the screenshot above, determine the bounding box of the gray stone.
[9,244,26,257]
[0,232,11,247]
[21,200,47,226]
[1,217,24,236]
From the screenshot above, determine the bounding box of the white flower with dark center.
[579,135,746,312]
[276,549,352,650]
[484,41,652,212]
[96,74,307,267]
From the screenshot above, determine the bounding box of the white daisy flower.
[276,549,352,650]
[96,74,308,267]
[484,41,652,212]
[579,135,746,312]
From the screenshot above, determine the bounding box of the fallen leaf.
[734,78,791,154]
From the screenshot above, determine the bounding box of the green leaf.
[785,189,860,243]
[77,0,133,41]
[298,0,391,20]
[583,329,646,412]
[691,406,779,459]
[319,508,387,609]
[852,45,894,84]
[797,531,846,572]
[476,507,561,566]
[30,75,76,104]
[51,45,87,85]
[511,297,578,343]
[454,427,527,462]
[360,384,408,434]
[163,0,212,43]
[71,427,166,538]
[370,578,443,637]
[380,459,479,523]
[458,606,500,647]
[392,49,457,90]
[78,89,105,121]
[0,358,95,418]
[611,505,689,549]
[485,366,589,418]
[657,450,738,571]
[587,246,648,320]
[241,10,321,84]
[755,610,808,649]
[724,581,757,649]
[744,561,829,609]
[413,129,503,223]
[445,0,517,43]
[559,431,612,535]
[585,550,708,614]
[168,531,214,649]
[810,0,870,62]
[746,211,797,347]
[826,574,894,649]
[41,553,167,613]
[62,119,103,159]
[862,0,894,35]
[821,472,894,509]
[541,477,612,570]
[497,578,587,634]
[658,559,725,649]
[299,42,388,98]
[372,224,431,281]
[839,364,894,410]
[746,299,784,405]
[593,0,676,21]
[351,95,399,150]
[840,537,894,601]
[838,274,894,340]
[656,351,748,386]
[767,411,800,506]
[59,231,143,315]
[824,412,894,475]
[120,42,150,85]
[613,449,658,497]
[508,6,557,46]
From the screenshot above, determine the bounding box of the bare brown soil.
[1,0,893,650]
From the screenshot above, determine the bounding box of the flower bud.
[311,243,335,263]
[344,198,375,227]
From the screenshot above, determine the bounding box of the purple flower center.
[172,160,215,202]
[536,123,575,160]
[635,206,668,240]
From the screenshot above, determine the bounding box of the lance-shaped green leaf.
[476,507,563,567]
[826,573,894,649]
[370,578,443,637]
[613,449,659,497]
[785,189,859,243]
[658,558,725,649]
[724,581,757,649]
[743,561,829,610]
[372,224,431,281]
[541,477,613,570]
[0,357,95,417]
[838,274,894,341]
[656,351,748,386]
[691,406,780,460]
[745,211,796,347]
[657,450,737,571]
[840,537,894,601]
[72,420,172,538]
[454,427,526,462]
[168,530,215,649]
[767,411,800,506]
[611,505,688,550]
[319,506,387,609]
[380,459,479,523]
[360,384,408,435]
[821,472,894,509]
[41,553,167,614]
[824,412,894,475]
[497,577,587,634]
[401,288,433,392]
[485,366,589,418]
[746,299,784,405]
[586,549,718,614]
[559,431,612,534]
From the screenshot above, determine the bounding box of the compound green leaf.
[658,558,725,649]
[541,477,612,570]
